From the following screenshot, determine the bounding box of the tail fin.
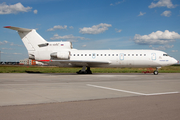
[4,26,47,51]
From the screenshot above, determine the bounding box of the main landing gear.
[153,67,161,75]
[76,66,92,74]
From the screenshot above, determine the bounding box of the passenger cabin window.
[74,54,76,56]
[124,54,126,56]
[132,54,134,56]
[144,54,146,56]
[104,54,106,56]
[140,54,142,56]
[116,54,118,56]
[112,54,114,56]
[136,54,138,56]
[85,54,87,56]
[81,54,83,56]
[109,54,110,56]
[97,54,99,56]
[101,54,103,56]
[128,54,130,56]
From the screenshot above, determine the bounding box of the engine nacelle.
[51,51,70,60]
[57,51,70,59]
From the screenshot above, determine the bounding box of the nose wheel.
[153,67,161,75]
[153,71,158,75]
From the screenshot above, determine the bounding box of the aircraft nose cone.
[172,58,178,64]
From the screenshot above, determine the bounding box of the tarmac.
[0,73,180,120]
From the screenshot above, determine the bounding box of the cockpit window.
[163,54,169,56]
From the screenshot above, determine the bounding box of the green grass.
[0,65,180,73]
[0,66,79,73]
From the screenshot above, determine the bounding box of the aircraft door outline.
[119,53,124,61]
[151,53,156,60]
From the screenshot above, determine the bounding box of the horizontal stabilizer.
[4,26,32,32]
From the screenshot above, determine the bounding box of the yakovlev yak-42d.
[4,26,178,75]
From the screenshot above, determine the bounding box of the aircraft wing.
[51,60,111,67]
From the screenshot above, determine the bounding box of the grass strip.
[0,65,180,73]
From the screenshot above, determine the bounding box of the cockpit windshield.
[163,54,169,56]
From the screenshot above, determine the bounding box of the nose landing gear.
[153,67,161,75]
[153,70,158,75]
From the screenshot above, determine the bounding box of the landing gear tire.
[153,71,158,75]
[86,67,92,74]
[76,70,87,74]
[153,67,161,75]
[76,67,92,74]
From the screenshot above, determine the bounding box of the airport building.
[19,59,36,65]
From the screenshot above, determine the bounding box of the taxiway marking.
[87,84,179,96]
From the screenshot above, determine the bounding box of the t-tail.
[4,26,47,51]
[4,26,72,61]
[4,26,50,60]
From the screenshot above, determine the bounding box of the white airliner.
[4,26,178,75]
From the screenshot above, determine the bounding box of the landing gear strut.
[76,66,92,74]
[153,67,161,75]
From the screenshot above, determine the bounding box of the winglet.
[4,26,32,32]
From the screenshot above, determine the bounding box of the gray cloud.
[149,45,174,50]
[171,50,178,52]
[79,23,112,34]
[115,28,122,33]
[148,0,177,8]
[50,34,90,42]
[33,9,38,14]
[134,30,180,45]
[47,25,67,31]
[0,2,32,14]
[110,0,125,6]
[161,10,171,17]
[138,11,146,16]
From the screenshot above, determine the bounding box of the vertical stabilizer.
[4,26,47,51]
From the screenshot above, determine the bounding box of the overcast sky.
[0,0,180,62]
